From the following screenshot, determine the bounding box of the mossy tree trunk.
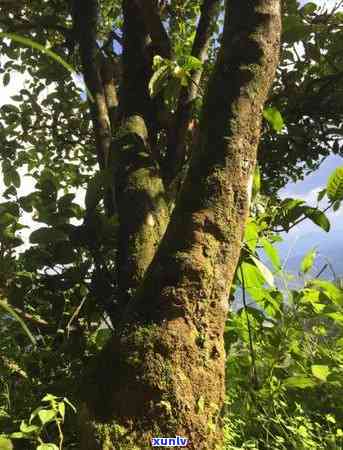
[76,0,282,449]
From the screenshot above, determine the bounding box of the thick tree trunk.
[80,1,281,449]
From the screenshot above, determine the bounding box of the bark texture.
[80,1,281,449]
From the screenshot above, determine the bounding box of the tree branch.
[113,2,169,312]
[136,0,171,59]
[164,0,221,182]
[72,0,111,170]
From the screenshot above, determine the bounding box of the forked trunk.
[80,1,281,449]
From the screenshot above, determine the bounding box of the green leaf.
[244,220,258,252]
[237,261,265,289]
[284,376,316,389]
[19,421,39,435]
[251,256,275,287]
[42,394,59,403]
[300,248,316,274]
[317,188,326,202]
[38,409,56,425]
[311,365,330,382]
[3,72,10,86]
[0,436,13,450]
[333,200,341,212]
[29,406,45,424]
[10,170,21,188]
[183,55,203,71]
[301,2,317,15]
[149,65,170,97]
[9,432,26,439]
[30,227,67,245]
[261,237,281,271]
[37,444,59,450]
[307,280,343,305]
[327,166,343,202]
[303,207,330,232]
[263,107,284,132]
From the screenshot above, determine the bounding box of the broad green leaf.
[244,220,258,252]
[327,167,343,202]
[38,409,56,425]
[29,406,45,424]
[42,394,58,403]
[300,248,316,274]
[299,288,320,305]
[0,436,13,450]
[263,107,284,132]
[303,207,330,232]
[251,256,275,287]
[301,2,317,15]
[261,238,281,270]
[9,432,26,439]
[284,376,316,389]
[30,227,68,245]
[325,312,343,324]
[3,72,10,86]
[308,280,343,305]
[237,261,265,289]
[37,444,59,450]
[10,170,21,188]
[317,188,326,202]
[19,421,39,435]
[311,365,330,382]
[183,55,203,71]
[333,200,341,212]
[149,65,170,97]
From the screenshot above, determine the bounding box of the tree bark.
[80,1,281,449]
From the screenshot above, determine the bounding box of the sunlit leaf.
[38,409,56,425]
[261,238,281,271]
[311,365,330,382]
[0,436,13,450]
[303,207,330,232]
[284,376,316,389]
[251,256,275,287]
[263,106,284,132]
[327,167,343,202]
[300,248,316,274]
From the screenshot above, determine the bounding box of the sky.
[1,0,342,277]
[279,0,343,277]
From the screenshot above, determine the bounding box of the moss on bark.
[80,1,282,449]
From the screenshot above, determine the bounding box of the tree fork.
[80,1,281,449]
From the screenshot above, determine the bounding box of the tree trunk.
[80,1,281,449]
